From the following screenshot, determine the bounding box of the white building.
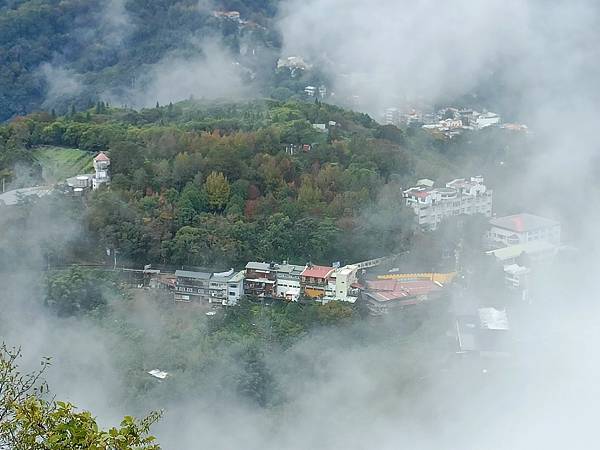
[403,176,493,230]
[475,111,501,129]
[275,263,305,301]
[175,269,244,305]
[226,271,245,305]
[384,107,400,126]
[304,86,316,97]
[489,213,561,247]
[503,264,530,289]
[92,152,110,190]
[330,264,359,303]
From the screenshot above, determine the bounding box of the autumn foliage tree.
[204,171,231,211]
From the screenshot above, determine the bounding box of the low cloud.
[38,63,84,106]
[107,39,251,108]
[100,0,133,45]
[277,0,600,118]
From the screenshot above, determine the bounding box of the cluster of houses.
[402,174,565,355]
[384,106,527,138]
[162,174,563,326]
[170,262,361,306]
[165,259,451,317]
[403,175,562,294]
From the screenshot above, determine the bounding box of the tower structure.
[92,152,110,190]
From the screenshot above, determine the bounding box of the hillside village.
[383,106,528,139]
[0,149,563,359]
[1,149,564,338]
[0,2,595,449]
[0,97,570,367]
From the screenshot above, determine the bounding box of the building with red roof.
[94,152,110,162]
[489,213,560,247]
[300,264,335,299]
[361,279,444,316]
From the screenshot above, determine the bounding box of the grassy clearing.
[32,146,94,183]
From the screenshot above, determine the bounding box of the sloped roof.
[364,279,442,302]
[94,152,110,162]
[301,265,334,279]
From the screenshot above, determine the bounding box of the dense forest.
[0,98,532,271]
[0,0,337,121]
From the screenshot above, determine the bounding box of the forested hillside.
[0,0,289,121]
[0,99,531,270]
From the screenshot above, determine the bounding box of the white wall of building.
[489,223,561,246]
[404,177,493,230]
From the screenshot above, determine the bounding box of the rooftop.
[228,270,245,283]
[478,307,509,330]
[94,151,110,162]
[503,264,530,275]
[363,279,442,303]
[246,262,273,272]
[446,176,484,190]
[211,268,235,282]
[336,265,358,276]
[148,369,169,380]
[276,263,306,276]
[301,265,334,279]
[175,270,211,280]
[487,240,557,261]
[490,213,559,233]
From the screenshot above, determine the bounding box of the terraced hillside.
[32,146,94,183]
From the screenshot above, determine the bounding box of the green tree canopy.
[0,344,161,450]
[204,171,231,212]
